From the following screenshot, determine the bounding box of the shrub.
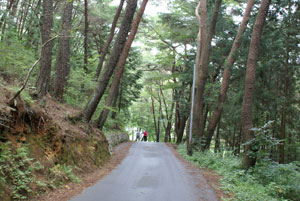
[177,144,299,201]
[0,142,41,200]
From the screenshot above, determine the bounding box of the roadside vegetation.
[178,139,300,201]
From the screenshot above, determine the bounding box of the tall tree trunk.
[160,61,175,142]
[36,0,54,100]
[1,0,19,37]
[161,83,175,142]
[279,46,289,164]
[96,85,119,130]
[94,0,125,79]
[16,0,25,34]
[52,1,73,101]
[150,86,159,140]
[18,0,32,39]
[192,0,222,140]
[176,114,188,144]
[203,0,255,150]
[25,0,41,45]
[157,92,163,142]
[175,88,189,144]
[10,0,19,17]
[111,90,119,120]
[232,125,236,150]
[83,0,137,123]
[0,0,14,30]
[214,121,220,153]
[241,0,271,170]
[96,0,148,129]
[83,0,88,72]
[192,0,207,138]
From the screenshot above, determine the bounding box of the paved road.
[69,142,218,201]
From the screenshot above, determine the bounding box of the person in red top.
[143,130,148,142]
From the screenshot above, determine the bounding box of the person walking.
[143,130,148,141]
[136,131,140,141]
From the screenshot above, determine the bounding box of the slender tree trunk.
[83,0,88,72]
[162,85,175,142]
[214,121,220,153]
[150,86,159,140]
[96,0,148,129]
[175,88,189,144]
[0,0,14,30]
[241,0,271,170]
[160,62,175,142]
[203,0,255,150]
[83,0,137,123]
[192,0,207,138]
[96,85,119,130]
[25,0,41,44]
[36,0,54,100]
[95,0,125,79]
[157,93,163,142]
[1,0,19,38]
[279,46,289,164]
[111,90,119,120]
[18,0,31,39]
[52,1,73,101]
[232,125,236,150]
[192,0,222,140]
[176,114,188,144]
[10,0,19,17]
[17,0,25,33]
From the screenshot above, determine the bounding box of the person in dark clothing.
[143,130,148,141]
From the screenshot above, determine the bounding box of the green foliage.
[253,162,300,200]
[0,142,43,200]
[9,85,35,104]
[177,144,300,201]
[49,164,81,184]
[244,121,281,161]
[65,68,95,107]
[0,39,36,82]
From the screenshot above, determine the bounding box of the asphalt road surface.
[69,142,218,201]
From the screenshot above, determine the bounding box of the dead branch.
[9,35,59,104]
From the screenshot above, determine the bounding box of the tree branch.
[9,35,59,103]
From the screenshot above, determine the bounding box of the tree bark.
[1,0,19,38]
[83,0,88,72]
[214,121,220,153]
[52,1,73,101]
[18,0,32,39]
[95,0,148,129]
[279,46,289,164]
[94,0,125,79]
[0,0,14,30]
[175,112,188,144]
[83,0,137,123]
[150,86,159,141]
[203,0,255,150]
[192,0,222,140]
[96,84,119,130]
[36,0,54,100]
[161,73,175,142]
[192,0,207,138]
[241,0,271,170]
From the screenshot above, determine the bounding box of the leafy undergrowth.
[0,142,82,200]
[177,144,300,201]
[0,85,110,201]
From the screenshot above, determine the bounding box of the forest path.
[69,142,218,201]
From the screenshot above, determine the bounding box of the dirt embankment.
[35,142,132,201]
[0,86,110,201]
